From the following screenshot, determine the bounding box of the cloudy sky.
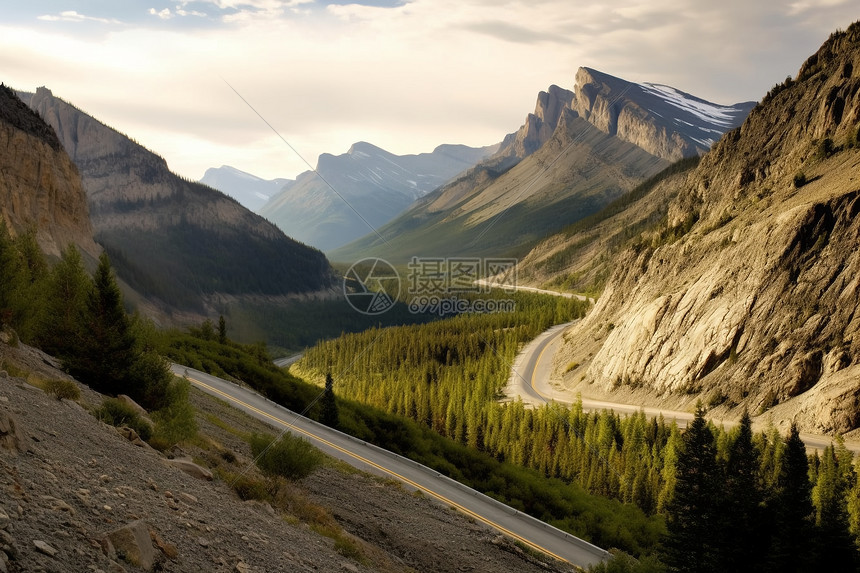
[2,1,857,181]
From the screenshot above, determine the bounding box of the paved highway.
[272,353,303,368]
[169,364,609,569]
[473,279,595,304]
[508,323,860,453]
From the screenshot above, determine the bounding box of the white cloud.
[10,1,860,182]
[149,8,173,20]
[37,10,121,24]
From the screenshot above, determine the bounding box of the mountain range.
[331,68,755,263]
[252,141,498,252]
[524,24,860,436]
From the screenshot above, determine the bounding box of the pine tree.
[218,315,227,344]
[812,443,858,570]
[65,252,136,396]
[767,423,816,572]
[321,372,339,428]
[719,410,765,572]
[35,245,90,357]
[662,405,721,573]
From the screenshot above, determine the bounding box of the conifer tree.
[0,223,25,329]
[719,410,765,572]
[65,252,136,396]
[218,315,227,344]
[321,372,339,428]
[812,443,858,570]
[35,245,90,357]
[662,404,720,573]
[767,423,815,572]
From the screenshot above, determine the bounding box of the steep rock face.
[495,85,575,161]
[556,24,860,434]
[0,86,98,259]
[22,88,331,312]
[571,67,755,161]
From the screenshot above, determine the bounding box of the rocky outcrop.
[0,86,98,259]
[555,23,860,435]
[495,85,575,161]
[102,520,156,570]
[165,457,213,481]
[494,68,753,167]
[0,410,28,455]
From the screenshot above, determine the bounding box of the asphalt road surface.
[170,364,609,569]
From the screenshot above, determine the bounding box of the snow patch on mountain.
[638,83,741,127]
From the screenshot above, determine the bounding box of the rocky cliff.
[495,85,575,162]
[20,88,332,314]
[495,69,754,166]
[0,85,98,259]
[553,23,860,435]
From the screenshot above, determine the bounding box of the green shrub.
[95,398,152,441]
[230,473,270,501]
[249,432,323,480]
[43,379,80,401]
[794,172,808,188]
[816,137,836,159]
[149,378,197,451]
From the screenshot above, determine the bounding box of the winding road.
[169,364,609,569]
[507,322,860,453]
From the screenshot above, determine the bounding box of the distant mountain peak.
[571,66,755,158]
[347,141,387,157]
[200,166,292,212]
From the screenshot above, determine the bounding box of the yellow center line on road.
[187,376,571,565]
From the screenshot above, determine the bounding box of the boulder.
[0,410,28,455]
[166,458,213,481]
[103,520,155,571]
[116,395,154,429]
[116,426,148,448]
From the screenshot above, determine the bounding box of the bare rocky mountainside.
[255,141,498,252]
[18,88,333,317]
[0,85,98,261]
[0,339,574,573]
[543,24,860,436]
[331,68,752,263]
